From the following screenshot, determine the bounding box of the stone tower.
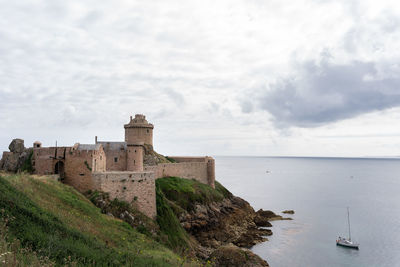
[124,114,154,171]
[124,114,154,146]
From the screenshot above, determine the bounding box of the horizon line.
[211,155,400,160]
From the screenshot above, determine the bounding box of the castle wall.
[144,158,215,188]
[63,148,106,193]
[33,148,54,175]
[64,150,93,192]
[92,171,156,218]
[33,147,69,175]
[104,150,127,171]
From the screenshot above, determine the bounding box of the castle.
[1,114,215,218]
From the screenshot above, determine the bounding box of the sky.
[1,0,400,157]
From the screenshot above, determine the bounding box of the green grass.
[0,173,183,266]
[0,217,55,267]
[164,156,176,163]
[156,186,192,252]
[156,177,232,213]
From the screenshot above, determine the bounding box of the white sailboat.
[336,207,359,249]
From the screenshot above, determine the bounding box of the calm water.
[215,156,400,267]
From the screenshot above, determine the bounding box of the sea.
[215,156,400,267]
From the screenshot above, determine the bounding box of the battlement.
[124,114,154,129]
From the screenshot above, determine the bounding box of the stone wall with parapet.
[33,147,69,175]
[92,171,156,218]
[144,156,215,188]
[64,148,106,193]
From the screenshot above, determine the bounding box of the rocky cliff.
[155,177,289,266]
[179,195,272,249]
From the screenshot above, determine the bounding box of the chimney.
[95,136,98,144]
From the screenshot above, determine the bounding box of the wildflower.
[0,251,11,258]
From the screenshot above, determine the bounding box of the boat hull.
[336,240,359,249]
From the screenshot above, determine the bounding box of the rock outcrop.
[0,139,33,173]
[9,139,25,153]
[209,244,269,267]
[282,210,295,214]
[143,144,173,166]
[179,196,272,249]
[256,209,293,221]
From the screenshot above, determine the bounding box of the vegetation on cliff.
[155,177,233,249]
[0,173,183,266]
[156,177,232,213]
[156,185,194,252]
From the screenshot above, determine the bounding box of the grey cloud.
[208,102,220,112]
[255,60,400,128]
[240,100,253,113]
[164,88,185,106]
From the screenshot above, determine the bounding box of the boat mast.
[347,207,351,241]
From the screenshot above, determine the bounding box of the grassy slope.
[0,173,182,266]
[0,220,56,267]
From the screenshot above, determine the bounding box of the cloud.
[255,60,400,127]
[240,100,253,113]
[1,0,400,156]
[164,87,185,106]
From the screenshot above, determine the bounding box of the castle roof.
[77,144,102,151]
[97,141,127,151]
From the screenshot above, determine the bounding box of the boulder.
[256,209,277,219]
[1,152,20,172]
[282,210,295,214]
[254,215,273,227]
[8,139,25,153]
[255,209,293,222]
[0,139,34,173]
[208,244,269,267]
